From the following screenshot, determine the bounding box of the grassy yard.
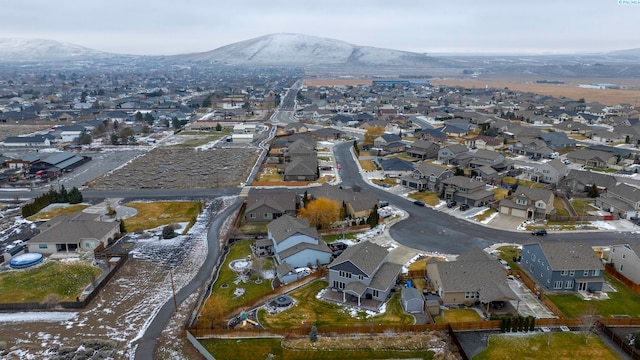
[474,208,497,222]
[497,245,522,271]
[27,204,89,221]
[584,167,618,173]
[323,232,362,242]
[492,187,510,201]
[258,281,414,328]
[239,221,269,235]
[206,240,274,314]
[359,160,377,171]
[547,273,640,318]
[200,338,435,360]
[435,309,483,323]
[372,178,398,186]
[408,192,441,207]
[571,198,596,216]
[474,331,619,360]
[256,167,284,182]
[501,177,547,189]
[124,201,201,231]
[0,261,102,302]
[553,197,569,217]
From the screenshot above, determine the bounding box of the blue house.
[267,215,332,268]
[521,241,604,292]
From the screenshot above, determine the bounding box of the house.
[406,139,440,160]
[526,159,568,185]
[469,150,507,170]
[437,144,469,165]
[374,133,402,148]
[510,139,552,159]
[426,248,518,309]
[595,183,640,219]
[521,241,604,292]
[608,244,640,285]
[377,158,414,178]
[284,156,318,182]
[402,162,454,191]
[29,152,89,176]
[276,262,299,285]
[440,176,495,207]
[499,186,555,220]
[58,124,87,143]
[561,169,617,195]
[284,139,316,161]
[284,122,309,134]
[308,183,378,219]
[565,149,616,169]
[328,241,402,306]
[27,212,120,254]
[538,132,577,150]
[267,215,332,268]
[310,127,345,141]
[244,190,297,222]
[464,135,503,151]
[2,135,53,147]
[401,287,424,313]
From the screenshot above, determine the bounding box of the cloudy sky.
[2,0,638,55]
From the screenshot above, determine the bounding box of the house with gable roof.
[499,186,555,220]
[328,240,402,305]
[561,169,617,195]
[526,158,568,185]
[402,162,454,191]
[440,176,494,207]
[267,215,332,268]
[464,135,503,151]
[308,183,378,219]
[608,244,640,285]
[437,144,469,165]
[566,149,616,169]
[244,190,297,223]
[521,241,604,292]
[595,183,640,219]
[406,139,440,160]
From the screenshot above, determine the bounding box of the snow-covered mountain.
[177,33,440,66]
[0,38,111,61]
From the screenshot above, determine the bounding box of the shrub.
[162,225,177,239]
[309,326,318,342]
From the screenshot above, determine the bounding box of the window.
[565,280,574,289]
[249,213,256,219]
[38,244,47,249]
[531,254,536,261]
[372,290,379,298]
[620,265,624,271]
[592,269,600,276]
[333,281,345,289]
[622,254,626,259]
[554,281,563,289]
[583,270,589,276]
[465,292,478,299]
[569,270,575,277]
[561,270,568,276]
[358,275,364,280]
[264,213,273,219]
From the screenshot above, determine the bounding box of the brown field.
[304,78,373,87]
[431,77,640,107]
[0,124,52,137]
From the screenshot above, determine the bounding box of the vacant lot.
[474,331,619,360]
[0,124,52,138]
[27,204,90,221]
[0,261,101,302]
[87,147,258,189]
[123,201,201,231]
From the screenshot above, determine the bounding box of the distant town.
[1,58,640,359]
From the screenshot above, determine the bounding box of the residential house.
[510,139,552,159]
[267,215,332,268]
[308,183,378,220]
[406,139,440,160]
[58,124,87,143]
[284,156,318,181]
[526,159,568,185]
[402,162,454,191]
[401,287,424,313]
[521,241,604,292]
[464,135,503,151]
[284,122,309,134]
[328,241,402,305]
[538,132,577,151]
[418,128,448,143]
[561,169,617,195]
[377,158,414,178]
[437,144,469,165]
[608,244,640,285]
[373,133,404,154]
[469,150,508,170]
[499,186,555,220]
[590,129,626,144]
[595,183,640,219]
[310,128,345,141]
[2,135,53,147]
[426,248,518,309]
[28,212,120,254]
[440,176,495,206]
[566,149,616,169]
[245,190,297,222]
[284,139,316,161]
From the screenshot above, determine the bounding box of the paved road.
[134,197,243,359]
[333,142,640,254]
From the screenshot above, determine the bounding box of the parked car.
[413,200,426,207]
[499,259,512,271]
[446,200,457,208]
[459,204,470,211]
[329,242,348,251]
[531,228,547,236]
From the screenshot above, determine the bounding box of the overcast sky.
[2,0,638,55]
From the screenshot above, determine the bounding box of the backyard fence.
[605,263,640,296]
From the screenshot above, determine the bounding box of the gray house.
[284,156,318,181]
[499,186,555,220]
[245,190,297,222]
[401,162,454,191]
[440,176,495,207]
[406,139,440,160]
[561,169,617,195]
[267,215,332,268]
[437,144,469,165]
[527,159,568,184]
[566,149,616,169]
[401,286,425,313]
[378,158,414,178]
[521,241,604,292]
[595,183,640,219]
[328,241,402,305]
[609,244,640,285]
[276,262,299,285]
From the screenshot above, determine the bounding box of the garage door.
[500,206,510,214]
[511,208,527,218]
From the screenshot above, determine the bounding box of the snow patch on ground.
[0,312,78,323]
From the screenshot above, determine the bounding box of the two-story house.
[406,139,440,160]
[499,186,555,220]
[437,144,471,167]
[440,176,495,207]
[510,138,552,159]
[526,159,568,185]
[561,169,617,195]
[521,241,604,292]
[401,162,454,191]
[464,135,503,151]
[245,190,297,223]
[328,241,402,306]
[373,133,404,154]
[595,183,640,219]
[468,150,509,171]
[267,215,332,268]
[565,149,616,169]
[609,244,640,285]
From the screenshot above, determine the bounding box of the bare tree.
[253,256,266,280]
[580,303,598,344]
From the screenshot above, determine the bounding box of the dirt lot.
[0,124,52,138]
[87,147,259,190]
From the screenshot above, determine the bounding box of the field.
[304,79,374,87]
[0,261,101,302]
[123,201,201,231]
[27,204,90,221]
[431,77,640,106]
[258,281,414,328]
[474,332,619,360]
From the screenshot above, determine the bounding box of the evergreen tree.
[58,184,69,203]
[309,326,318,342]
[68,187,83,204]
[589,183,599,198]
[353,140,360,156]
[303,191,309,208]
[215,122,222,131]
[135,111,143,122]
[144,113,154,125]
[162,225,177,239]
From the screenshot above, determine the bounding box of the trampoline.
[274,295,292,307]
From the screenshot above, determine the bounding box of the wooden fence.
[605,263,640,296]
[602,324,640,360]
[509,269,566,319]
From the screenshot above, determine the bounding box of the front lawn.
[408,192,440,207]
[547,273,640,318]
[571,198,596,216]
[0,261,102,302]
[359,160,377,171]
[435,309,483,323]
[553,197,569,217]
[474,332,619,360]
[258,281,414,328]
[200,338,435,360]
[123,201,201,231]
